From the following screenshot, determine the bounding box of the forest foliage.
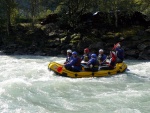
[0,0,150,35]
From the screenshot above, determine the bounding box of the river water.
[0,55,150,113]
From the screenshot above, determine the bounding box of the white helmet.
[99,49,104,53]
[67,49,72,53]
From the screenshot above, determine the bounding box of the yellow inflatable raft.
[48,62,127,78]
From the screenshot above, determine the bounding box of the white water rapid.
[0,55,150,113]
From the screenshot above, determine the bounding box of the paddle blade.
[112,42,120,50]
[57,66,63,72]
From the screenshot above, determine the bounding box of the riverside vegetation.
[0,22,150,60]
[0,0,150,60]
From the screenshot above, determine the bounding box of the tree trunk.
[6,7,11,36]
[30,0,36,30]
[114,0,118,28]
[115,10,118,28]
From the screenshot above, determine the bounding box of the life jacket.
[83,54,90,62]
[98,54,107,62]
[88,58,99,68]
[74,57,81,66]
[109,51,117,68]
[90,58,99,71]
[109,58,116,68]
[66,56,72,62]
[65,54,73,64]
[84,56,89,62]
[93,60,99,68]
[116,48,124,60]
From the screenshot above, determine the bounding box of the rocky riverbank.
[0,24,150,60]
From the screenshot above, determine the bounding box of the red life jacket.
[109,51,117,68]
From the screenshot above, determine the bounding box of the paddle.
[57,66,63,72]
[126,68,130,71]
[98,56,108,70]
[112,42,120,50]
[101,56,108,64]
[81,63,89,68]
[81,60,90,69]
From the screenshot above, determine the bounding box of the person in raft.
[97,49,107,66]
[114,43,124,63]
[86,54,99,72]
[64,49,73,64]
[64,51,82,72]
[81,48,91,63]
[99,51,117,70]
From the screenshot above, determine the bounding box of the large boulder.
[40,14,58,25]
[138,48,150,60]
[77,37,93,53]
[145,27,150,34]
[89,41,104,50]
[125,49,139,58]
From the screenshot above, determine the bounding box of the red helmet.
[84,48,89,53]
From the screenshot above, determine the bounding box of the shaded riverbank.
[0,24,150,60]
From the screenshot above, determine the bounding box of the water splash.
[0,56,150,113]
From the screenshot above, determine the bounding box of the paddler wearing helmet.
[98,49,107,66]
[81,48,91,62]
[64,51,82,72]
[64,49,73,64]
[86,54,99,72]
[114,43,124,63]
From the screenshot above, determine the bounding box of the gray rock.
[89,41,104,49]
[131,36,141,41]
[137,44,147,50]
[138,51,150,60]
[125,49,139,58]
[145,29,150,33]
[0,51,5,55]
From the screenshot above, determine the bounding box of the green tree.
[16,0,44,28]
[56,0,98,28]
[98,0,145,28]
[0,0,17,35]
[140,0,150,16]
[28,0,42,29]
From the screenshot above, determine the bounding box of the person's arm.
[65,59,74,67]
[100,55,107,64]
[69,58,77,66]
[81,55,84,60]
[87,59,92,66]
[64,57,68,64]
[88,54,91,59]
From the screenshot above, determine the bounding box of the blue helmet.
[91,54,97,58]
[72,51,77,55]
